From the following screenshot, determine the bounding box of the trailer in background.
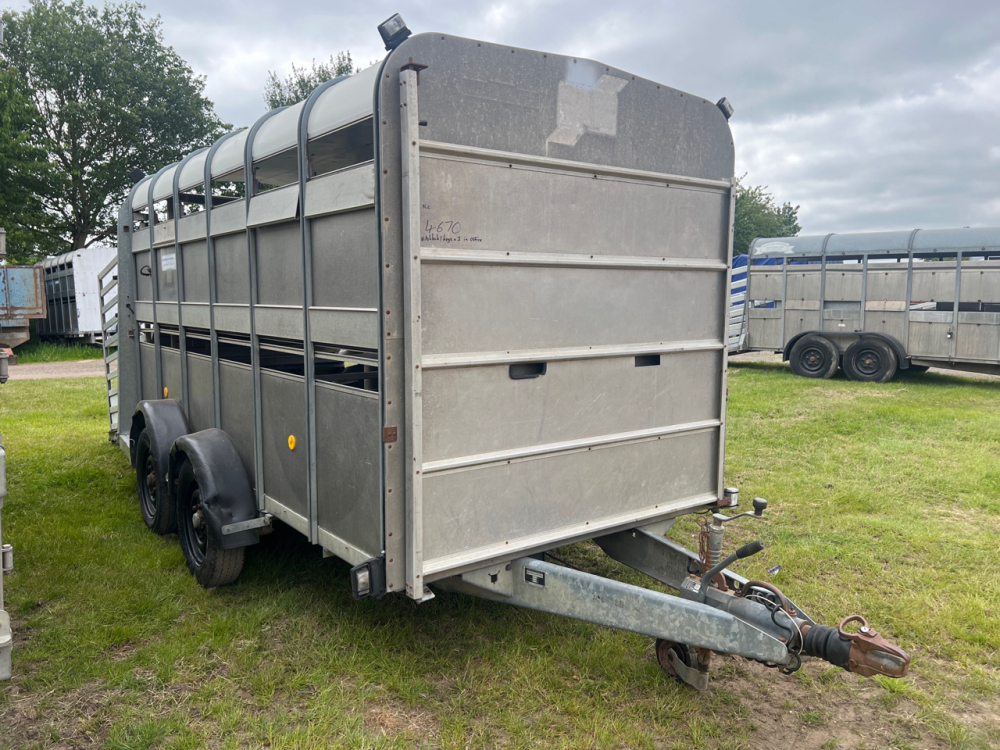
[731,228,1000,381]
[0,228,48,364]
[104,17,910,690]
[35,245,118,343]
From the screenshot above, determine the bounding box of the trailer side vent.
[509,362,546,380]
[308,118,375,178]
[635,354,661,367]
[183,330,211,356]
[159,325,180,350]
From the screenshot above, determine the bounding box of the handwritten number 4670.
[424,219,462,234]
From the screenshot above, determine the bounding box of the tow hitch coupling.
[801,614,910,678]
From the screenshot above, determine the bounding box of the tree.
[264,52,356,110]
[733,175,801,256]
[0,67,56,264]
[1,0,228,256]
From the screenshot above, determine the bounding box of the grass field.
[0,363,998,749]
[12,338,103,365]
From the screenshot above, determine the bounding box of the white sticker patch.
[547,74,628,149]
[160,251,177,271]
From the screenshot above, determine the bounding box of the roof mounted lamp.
[716,97,734,121]
[378,13,411,51]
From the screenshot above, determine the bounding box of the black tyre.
[843,338,898,383]
[134,428,176,535]
[655,639,695,683]
[788,335,839,379]
[175,459,244,588]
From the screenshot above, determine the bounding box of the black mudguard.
[168,428,260,550]
[130,400,191,512]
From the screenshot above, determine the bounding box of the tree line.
[0,0,797,265]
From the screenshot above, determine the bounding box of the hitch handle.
[698,540,765,603]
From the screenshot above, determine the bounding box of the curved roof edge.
[750,227,1000,257]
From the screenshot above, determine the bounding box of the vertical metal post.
[859,254,868,331]
[903,229,919,350]
[818,233,833,330]
[244,108,286,506]
[173,150,207,418]
[400,68,428,601]
[147,169,169,399]
[716,186,736,498]
[204,133,241,429]
[780,260,788,345]
[297,77,344,545]
[123,183,145,411]
[951,250,963,360]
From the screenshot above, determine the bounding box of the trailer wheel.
[655,638,695,682]
[843,339,897,382]
[134,428,176,535]
[175,459,244,588]
[788,335,839,379]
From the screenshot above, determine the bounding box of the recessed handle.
[509,362,546,380]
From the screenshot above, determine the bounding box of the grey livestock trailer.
[110,17,909,688]
[734,228,1000,381]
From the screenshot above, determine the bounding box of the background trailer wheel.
[129,400,192,535]
[843,338,898,382]
[134,428,175,535]
[788,335,839,379]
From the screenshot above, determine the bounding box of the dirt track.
[7,359,106,380]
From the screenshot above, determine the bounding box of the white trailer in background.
[35,245,118,342]
[730,228,1000,381]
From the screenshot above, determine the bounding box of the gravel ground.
[729,350,1000,381]
[6,359,106,380]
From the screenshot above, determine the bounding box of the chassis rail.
[437,503,910,690]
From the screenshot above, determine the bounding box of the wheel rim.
[655,639,691,676]
[854,349,882,375]
[181,485,207,566]
[798,345,827,374]
[138,444,157,518]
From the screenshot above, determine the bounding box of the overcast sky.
[10,0,1000,234]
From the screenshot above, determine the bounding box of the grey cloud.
[6,0,1000,233]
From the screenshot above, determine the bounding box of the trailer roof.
[130,175,154,211]
[750,227,1000,258]
[307,63,380,139]
[178,149,210,193]
[151,165,179,202]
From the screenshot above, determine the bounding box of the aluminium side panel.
[380,34,734,592]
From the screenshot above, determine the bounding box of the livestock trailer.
[733,228,1000,381]
[110,17,909,688]
[35,245,118,342]
[0,227,48,362]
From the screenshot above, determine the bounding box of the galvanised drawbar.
[112,17,910,688]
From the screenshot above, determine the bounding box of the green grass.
[0,364,998,748]
[13,337,103,364]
